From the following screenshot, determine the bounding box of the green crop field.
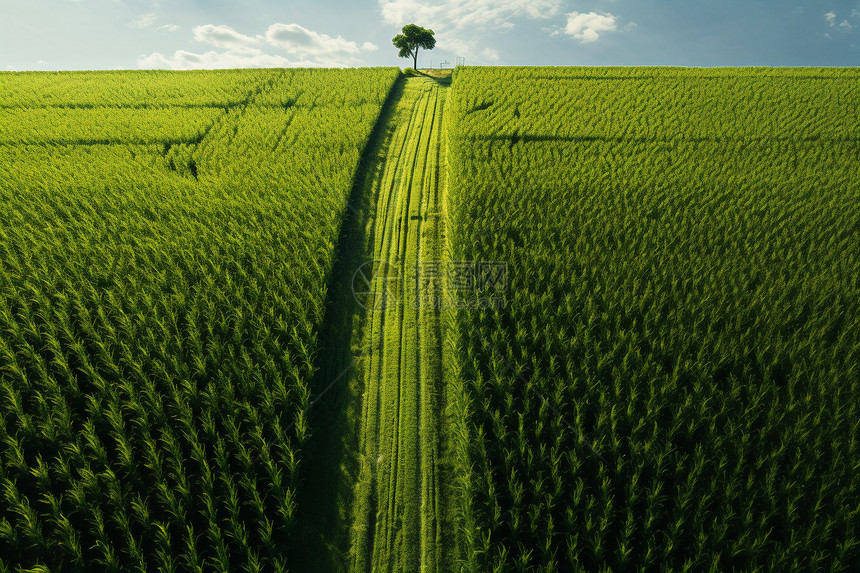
[447,67,860,572]
[0,67,399,572]
[0,66,857,573]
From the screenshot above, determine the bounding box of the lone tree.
[392,24,436,70]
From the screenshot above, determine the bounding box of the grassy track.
[350,74,450,573]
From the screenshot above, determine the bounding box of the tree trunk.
[413,49,418,70]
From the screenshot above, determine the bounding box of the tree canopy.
[392,24,436,70]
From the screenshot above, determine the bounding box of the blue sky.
[1,0,858,70]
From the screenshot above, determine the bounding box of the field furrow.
[351,74,449,573]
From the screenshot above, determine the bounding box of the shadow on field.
[288,73,408,573]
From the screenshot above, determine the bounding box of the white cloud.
[133,12,159,29]
[156,24,180,33]
[132,3,165,29]
[481,47,500,61]
[6,65,17,71]
[565,11,617,43]
[825,11,855,31]
[138,49,298,70]
[194,24,260,49]
[380,0,560,28]
[378,0,562,63]
[265,23,376,64]
[140,22,377,69]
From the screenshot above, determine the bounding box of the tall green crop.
[447,67,860,572]
[0,67,400,572]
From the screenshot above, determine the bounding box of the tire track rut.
[351,75,449,573]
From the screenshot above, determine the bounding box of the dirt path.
[350,74,450,573]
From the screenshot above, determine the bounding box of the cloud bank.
[266,23,377,64]
[139,23,378,69]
